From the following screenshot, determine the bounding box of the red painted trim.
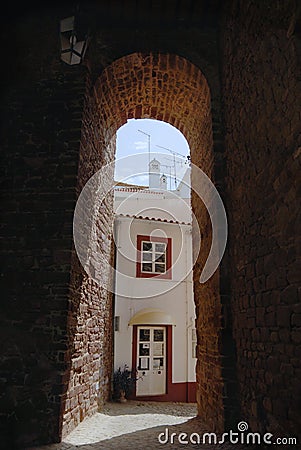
[187,382,197,403]
[136,235,172,279]
[131,325,196,402]
[166,325,172,390]
[133,382,196,403]
[131,325,138,379]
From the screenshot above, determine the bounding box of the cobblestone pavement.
[28,401,252,450]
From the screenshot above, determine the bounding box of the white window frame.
[141,240,167,274]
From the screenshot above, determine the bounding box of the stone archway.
[62,52,225,437]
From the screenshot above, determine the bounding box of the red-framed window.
[136,235,172,279]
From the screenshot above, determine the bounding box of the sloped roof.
[114,181,148,189]
[115,213,191,226]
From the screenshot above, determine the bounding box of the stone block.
[276,306,291,327]
[280,285,298,305]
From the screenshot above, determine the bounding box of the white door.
[136,326,166,396]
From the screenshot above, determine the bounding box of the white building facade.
[113,160,197,402]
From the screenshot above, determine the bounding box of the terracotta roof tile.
[115,213,191,226]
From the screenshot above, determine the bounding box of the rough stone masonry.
[0,0,300,448]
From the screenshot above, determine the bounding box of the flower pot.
[119,390,127,403]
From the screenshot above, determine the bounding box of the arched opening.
[115,117,190,190]
[113,118,196,403]
[128,309,176,326]
[62,52,224,438]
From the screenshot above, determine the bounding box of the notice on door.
[153,342,164,356]
[139,357,149,370]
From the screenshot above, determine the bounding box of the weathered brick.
[276,306,292,327]
[1,1,300,448]
[291,313,301,327]
[280,285,299,305]
[222,0,300,441]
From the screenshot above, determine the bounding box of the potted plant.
[113,365,138,402]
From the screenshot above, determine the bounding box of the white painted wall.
[114,188,191,224]
[113,166,196,386]
[113,215,196,383]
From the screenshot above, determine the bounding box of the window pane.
[153,358,160,369]
[142,252,152,261]
[153,357,164,369]
[142,263,152,272]
[139,329,150,341]
[154,329,164,341]
[192,344,197,359]
[155,253,165,262]
[155,264,165,273]
[139,343,150,356]
[153,342,164,356]
[155,243,165,252]
[143,242,152,251]
[138,357,149,370]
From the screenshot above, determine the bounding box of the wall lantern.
[60,16,88,65]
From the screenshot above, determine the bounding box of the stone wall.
[61,71,115,438]
[89,51,227,433]
[221,0,301,439]
[2,1,300,447]
[0,14,88,447]
[0,6,115,447]
[0,4,226,444]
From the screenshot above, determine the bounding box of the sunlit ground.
[63,401,197,445]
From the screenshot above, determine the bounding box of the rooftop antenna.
[156,145,187,189]
[138,129,151,186]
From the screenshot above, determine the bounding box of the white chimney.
[160,174,167,190]
[149,158,160,189]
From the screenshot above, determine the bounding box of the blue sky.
[115,118,190,188]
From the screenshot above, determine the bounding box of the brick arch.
[63,52,224,437]
[94,53,212,163]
